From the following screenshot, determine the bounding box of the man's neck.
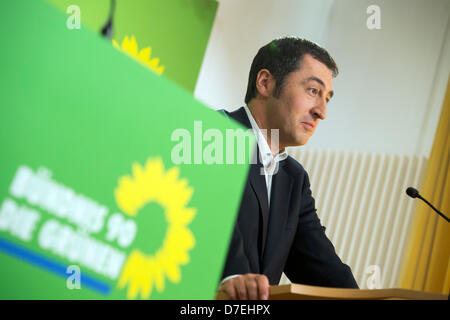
[247,101,285,155]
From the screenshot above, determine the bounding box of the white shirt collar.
[243,105,288,168]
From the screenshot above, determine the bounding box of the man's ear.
[255,69,275,99]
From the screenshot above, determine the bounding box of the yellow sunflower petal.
[128,35,138,55]
[121,36,130,52]
[148,57,160,69]
[138,47,152,61]
[155,65,165,75]
[112,39,120,49]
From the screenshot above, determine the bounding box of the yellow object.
[399,77,450,294]
[113,36,165,75]
[115,158,196,299]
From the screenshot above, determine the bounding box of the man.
[219,37,358,300]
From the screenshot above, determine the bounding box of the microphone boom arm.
[417,195,450,223]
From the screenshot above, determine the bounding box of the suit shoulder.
[284,155,308,177]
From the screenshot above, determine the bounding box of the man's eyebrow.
[306,76,334,100]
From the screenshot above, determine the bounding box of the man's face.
[266,54,334,148]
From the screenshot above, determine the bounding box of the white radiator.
[281,148,427,289]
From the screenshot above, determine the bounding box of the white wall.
[195,0,450,157]
[195,0,334,110]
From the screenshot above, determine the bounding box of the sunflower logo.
[115,157,196,299]
[112,35,165,75]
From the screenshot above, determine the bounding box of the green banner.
[0,0,252,299]
[47,0,218,92]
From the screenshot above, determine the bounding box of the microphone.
[406,187,449,223]
[101,0,116,39]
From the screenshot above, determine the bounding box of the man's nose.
[311,100,327,120]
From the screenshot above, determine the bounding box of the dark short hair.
[244,37,338,104]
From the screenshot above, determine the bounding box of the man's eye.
[308,88,318,95]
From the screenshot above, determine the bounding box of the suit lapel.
[227,107,290,267]
[226,107,252,129]
[262,162,293,269]
[228,107,271,259]
[248,152,269,260]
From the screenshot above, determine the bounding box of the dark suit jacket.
[221,107,358,288]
